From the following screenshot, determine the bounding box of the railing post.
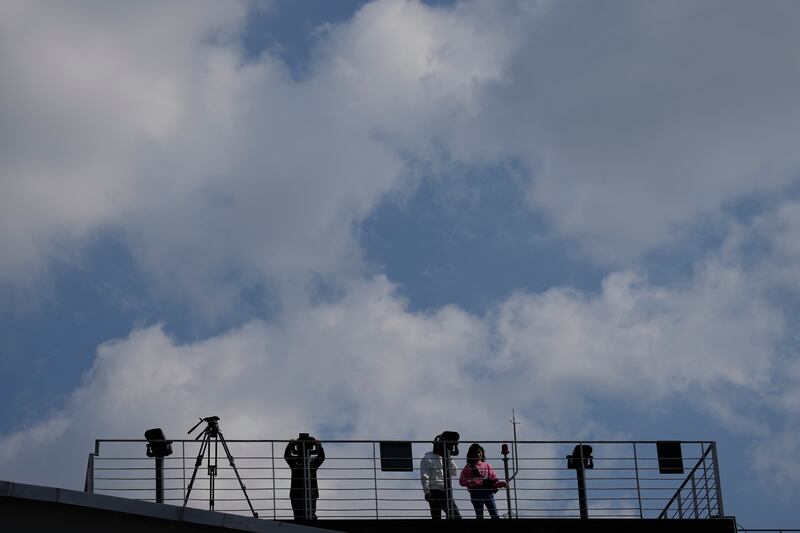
[710,442,725,517]
[271,442,276,520]
[372,442,379,520]
[576,442,589,519]
[302,440,311,520]
[677,491,683,519]
[154,456,165,504]
[84,453,95,493]
[182,441,186,503]
[702,443,712,518]
[633,443,643,519]
[690,472,699,519]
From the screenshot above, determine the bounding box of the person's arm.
[311,442,325,468]
[487,463,499,481]
[284,441,301,468]
[486,463,506,488]
[458,465,471,487]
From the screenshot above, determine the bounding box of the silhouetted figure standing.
[420,431,461,519]
[284,433,325,520]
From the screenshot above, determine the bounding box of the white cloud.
[451,1,800,261]
[4,0,800,299]
[0,0,520,314]
[1,254,793,493]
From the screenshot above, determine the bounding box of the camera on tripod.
[182,415,257,517]
[189,416,220,438]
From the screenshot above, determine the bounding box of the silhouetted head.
[466,443,485,465]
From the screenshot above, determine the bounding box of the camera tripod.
[182,416,258,517]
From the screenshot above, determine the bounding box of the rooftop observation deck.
[67,436,741,531]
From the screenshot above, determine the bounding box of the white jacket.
[420,451,459,493]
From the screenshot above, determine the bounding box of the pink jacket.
[459,461,501,490]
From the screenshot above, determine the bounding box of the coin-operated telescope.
[433,431,461,456]
[144,428,173,504]
[566,444,593,519]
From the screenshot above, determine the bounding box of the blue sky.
[1,0,799,527]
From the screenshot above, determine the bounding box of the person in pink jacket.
[459,443,506,519]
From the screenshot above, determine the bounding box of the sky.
[0,0,799,527]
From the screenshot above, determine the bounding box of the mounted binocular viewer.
[566,444,594,470]
[144,428,173,459]
[434,430,461,456]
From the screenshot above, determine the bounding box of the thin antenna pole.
[510,409,520,518]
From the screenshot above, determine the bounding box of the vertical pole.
[303,441,310,520]
[443,442,452,518]
[84,453,95,493]
[155,456,165,504]
[576,443,588,519]
[690,472,699,519]
[633,443,643,519]
[677,491,683,519]
[182,441,186,503]
[502,445,512,518]
[701,443,712,518]
[271,442,276,520]
[510,410,519,518]
[373,442,379,520]
[710,442,725,517]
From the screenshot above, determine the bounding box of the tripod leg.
[183,430,210,508]
[217,430,259,518]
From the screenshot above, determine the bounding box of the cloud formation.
[1,242,792,493]
[456,0,800,261]
[0,0,517,315]
[1,0,800,522]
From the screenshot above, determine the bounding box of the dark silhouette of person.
[284,433,325,520]
[420,431,461,519]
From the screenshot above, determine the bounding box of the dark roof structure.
[2,479,737,532]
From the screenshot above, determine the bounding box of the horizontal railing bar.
[96,438,715,445]
[91,438,723,521]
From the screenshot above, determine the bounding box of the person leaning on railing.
[459,443,506,519]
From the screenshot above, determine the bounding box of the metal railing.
[85,439,724,520]
[736,524,800,533]
[658,442,722,519]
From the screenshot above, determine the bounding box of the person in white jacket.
[420,432,461,519]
